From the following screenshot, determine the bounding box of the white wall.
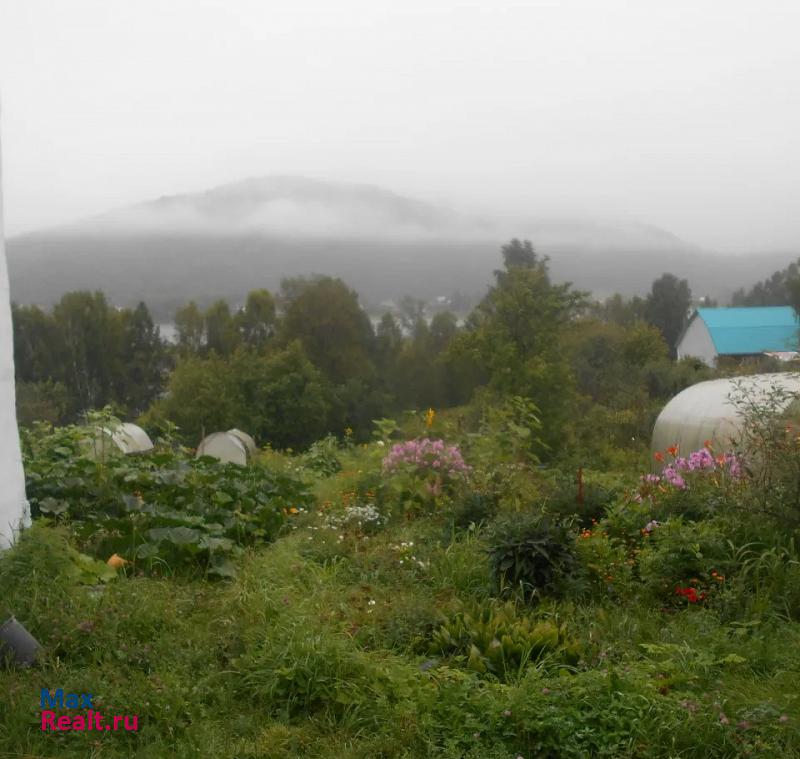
[0,122,30,548]
[676,315,718,366]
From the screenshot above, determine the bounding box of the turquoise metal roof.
[696,307,799,355]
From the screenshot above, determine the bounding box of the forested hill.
[6,176,795,318]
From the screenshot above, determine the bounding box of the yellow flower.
[425,408,435,428]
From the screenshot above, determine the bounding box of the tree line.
[13,240,711,457]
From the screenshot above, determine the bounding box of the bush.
[542,468,627,525]
[574,526,634,600]
[381,438,470,515]
[448,489,498,530]
[486,512,581,601]
[637,517,733,604]
[301,435,342,476]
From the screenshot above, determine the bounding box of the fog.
[1,0,799,253]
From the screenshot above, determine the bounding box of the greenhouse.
[651,372,800,460]
[196,430,254,466]
[227,428,257,457]
[91,422,154,458]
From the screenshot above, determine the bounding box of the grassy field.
[2,428,800,758]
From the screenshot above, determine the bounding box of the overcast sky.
[1,0,798,252]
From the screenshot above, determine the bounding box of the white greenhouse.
[91,423,154,458]
[651,373,800,460]
[227,428,257,457]
[196,430,256,466]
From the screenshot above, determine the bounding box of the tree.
[429,311,459,352]
[732,259,800,306]
[397,296,426,335]
[13,295,168,421]
[374,313,403,374]
[279,276,375,386]
[52,291,122,412]
[237,342,332,448]
[566,319,667,406]
[149,343,331,449]
[147,352,239,442]
[175,301,205,354]
[644,273,692,358]
[204,300,240,356]
[236,289,276,350]
[116,302,167,415]
[500,238,537,270]
[11,304,60,384]
[591,293,647,326]
[457,239,586,455]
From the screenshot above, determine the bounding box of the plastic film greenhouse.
[651,372,800,460]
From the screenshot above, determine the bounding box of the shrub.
[301,435,342,476]
[486,512,581,601]
[448,489,498,530]
[574,526,634,599]
[543,468,627,525]
[382,438,470,514]
[637,517,733,604]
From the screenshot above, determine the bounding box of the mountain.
[6,176,794,318]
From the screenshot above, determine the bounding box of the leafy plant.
[21,421,312,577]
[301,435,342,476]
[636,517,732,603]
[427,600,578,681]
[486,512,581,601]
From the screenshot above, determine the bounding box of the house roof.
[694,306,799,355]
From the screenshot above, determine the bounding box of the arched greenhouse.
[91,423,154,458]
[651,372,800,460]
[196,430,255,466]
[227,428,257,457]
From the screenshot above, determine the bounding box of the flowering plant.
[382,438,470,513]
[638,445,744,499]
[674,585,706,604]
[382,438,470,480]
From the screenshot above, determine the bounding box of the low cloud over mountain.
[7,176,794,318]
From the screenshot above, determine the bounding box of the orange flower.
[654,451,664,462]
[667,444,679,457]
[704,439,713,450]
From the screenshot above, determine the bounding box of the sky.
[0,0,799,252]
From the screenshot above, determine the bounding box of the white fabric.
[0,120,30,548]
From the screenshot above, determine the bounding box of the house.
[677,307,800,366]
